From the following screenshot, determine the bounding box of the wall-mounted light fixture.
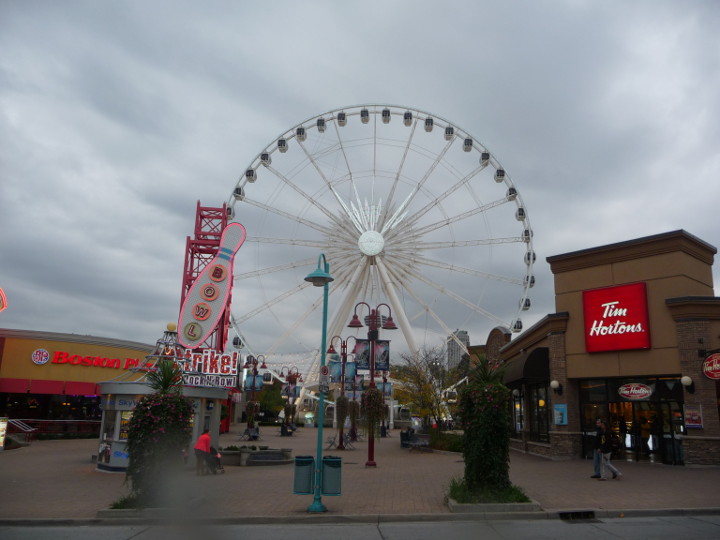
[550,380,563,396]
[681,375,695,394]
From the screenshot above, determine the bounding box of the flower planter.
[219,450,244,467]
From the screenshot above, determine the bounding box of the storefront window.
[527,383,549,443]
[510,389,523,437]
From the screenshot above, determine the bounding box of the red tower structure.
[180,201,232,351]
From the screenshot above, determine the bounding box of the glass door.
[659,401,684,465]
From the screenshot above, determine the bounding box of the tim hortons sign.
[703,353,720,380]
[618,383,652,400]
[582,283,651,353]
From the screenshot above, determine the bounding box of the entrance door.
[658,401,684,465]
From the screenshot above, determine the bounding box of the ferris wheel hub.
[358,230,385,256]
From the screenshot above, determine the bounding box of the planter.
[281,448,293,460]
[219,450,244,467]
[447,498,542,514]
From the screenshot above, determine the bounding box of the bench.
[409,434,432,452]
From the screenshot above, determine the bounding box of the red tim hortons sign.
[703,353,720,380]
[582,282,651,353]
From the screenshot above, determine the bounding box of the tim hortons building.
[495,230,720,466]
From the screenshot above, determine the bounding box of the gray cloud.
[1,1,719,367]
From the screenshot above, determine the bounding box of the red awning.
[64,381,98,395]
[0,378,30,393]
[29,380,64,394]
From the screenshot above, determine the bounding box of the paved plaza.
[1,425,719,521]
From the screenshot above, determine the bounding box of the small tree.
[348,400,360,441]
[394,346,460,429]
[458,356,511,493]
[360,386,385,437]
[126,360,193,506]
[335,395,349,448]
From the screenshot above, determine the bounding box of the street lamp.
[327,336,357,449]
[348,302,397,467]
[305,253,333,513]
[243,354,266,429]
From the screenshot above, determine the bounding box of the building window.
[510,389,523,437]
[527,383,550,443]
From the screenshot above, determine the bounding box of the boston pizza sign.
[582,283,651,353]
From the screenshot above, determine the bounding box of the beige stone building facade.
[499,230,720,466]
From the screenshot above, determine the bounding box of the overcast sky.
[1,1,719,366]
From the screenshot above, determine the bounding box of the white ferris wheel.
[226,104,535,376]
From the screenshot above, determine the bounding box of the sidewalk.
[0,425,719,520]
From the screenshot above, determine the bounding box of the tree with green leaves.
[393,346,461,429]
[125,359,194,507]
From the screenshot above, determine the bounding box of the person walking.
[591,418,602,479]
[598,420,622,481]
[193,429,211,476]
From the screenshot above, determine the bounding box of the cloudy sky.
[1,1,719,366]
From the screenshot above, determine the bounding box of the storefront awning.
[503,348,549,385]
[29,380,64,394]
[0,378,30,393]
[64,381,99,395]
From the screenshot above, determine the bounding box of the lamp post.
[348,302,397,467]
[243,354,266,429]
[305,253,333,513]
[327,336,357,450]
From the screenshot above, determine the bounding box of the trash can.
[293,455,314,495]
[321,456,342,496]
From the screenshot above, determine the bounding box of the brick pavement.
[0,426,719,520]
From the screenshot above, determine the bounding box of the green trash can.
[293,455,314,495]
[321,455,342,496]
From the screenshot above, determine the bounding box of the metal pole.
[308,256,330,513]
[366,309,378,467]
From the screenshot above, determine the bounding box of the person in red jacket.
[193,429,211,475]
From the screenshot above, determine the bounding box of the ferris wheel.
[226,104,534,372]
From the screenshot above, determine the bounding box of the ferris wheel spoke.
[380,137,456,235]
[393,164,488,233]
[379,116,418,228]
[381,260,463,349]
[389,197,510,243]
[241,196,339,237]
[393,252,524,285]
[402,263,509,327]
[234,257,318,281]
[233,282,312,326]
[264,161,348,228]
[264,291,326,355]
[400,236,527,251]
[298,139,365,235]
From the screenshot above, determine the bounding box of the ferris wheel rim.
[227,104,535,375]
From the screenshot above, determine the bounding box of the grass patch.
[448,477,530,504]
[109,493,141,509]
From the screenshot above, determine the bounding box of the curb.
[1,507,719,527]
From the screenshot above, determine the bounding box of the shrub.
[125,391,194,506]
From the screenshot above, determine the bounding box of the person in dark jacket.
[598,420,623,481]
[591,418,602,478]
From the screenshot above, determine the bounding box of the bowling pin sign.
[178,222,246,348]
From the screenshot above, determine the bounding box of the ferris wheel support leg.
[375,257,419,355]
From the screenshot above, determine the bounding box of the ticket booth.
[97,381,227,472]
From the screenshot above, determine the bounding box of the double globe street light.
[347,302,397,467]
[326,335,358,449]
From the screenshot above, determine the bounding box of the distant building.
[446,330,469,370]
